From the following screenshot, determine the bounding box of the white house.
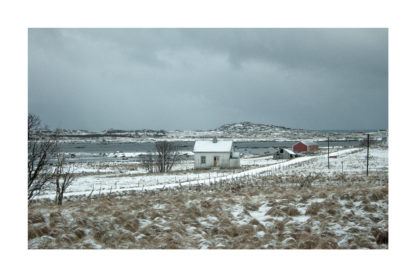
[193,138,240,169]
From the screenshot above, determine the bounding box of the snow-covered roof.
[284,148,295,155]
[296,141,318,146]
[193,140,233,153]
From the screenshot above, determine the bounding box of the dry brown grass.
[28,170,388,249]
[287,206,300,216]
[372,227,388,245]
[306,202,322,215]
[28,213,46,224]
[266,206,286,217]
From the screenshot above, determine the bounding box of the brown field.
[28,170,388,249]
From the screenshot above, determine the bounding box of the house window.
[201,156,206,164]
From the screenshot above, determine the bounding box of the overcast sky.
[28,28,388,131]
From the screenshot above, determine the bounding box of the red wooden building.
[292,141,319,152]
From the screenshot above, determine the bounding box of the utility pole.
[366,134,370,176]
[327,136,330,169]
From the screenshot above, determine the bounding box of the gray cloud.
[28,28,388,131]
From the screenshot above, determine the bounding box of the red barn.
[292,141,319,152]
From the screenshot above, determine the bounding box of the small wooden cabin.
[273,148,296,159]
[193,138,240,169]
[292,141,319,152]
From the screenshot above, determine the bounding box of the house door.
[213,156,217,167]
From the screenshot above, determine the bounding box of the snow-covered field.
[36,154,286,198]
[29,145,388,249]
[37,147,374,199]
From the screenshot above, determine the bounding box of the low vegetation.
[28,170,388,249]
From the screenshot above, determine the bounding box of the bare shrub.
[53,144,75,205]
[142,152,156,173]
[154,141,180,173]
[28,115,75,206]
[28,114,55,204]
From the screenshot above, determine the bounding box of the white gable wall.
[194,152,231,169]
[230,157,240,168]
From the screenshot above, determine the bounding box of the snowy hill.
[212,122,302,139]
[33,121,388,143]
[215,121,290,132]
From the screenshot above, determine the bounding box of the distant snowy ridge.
[32,121,388,143]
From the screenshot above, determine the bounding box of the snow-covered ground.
[29,145,388,249]
[37,155,286,199]
[36,146,387,200]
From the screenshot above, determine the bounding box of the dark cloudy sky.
[28,28,388,131]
